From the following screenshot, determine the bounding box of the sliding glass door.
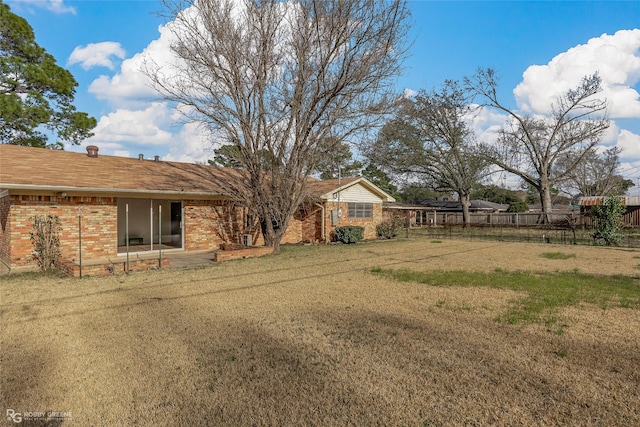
[117,199,183,253]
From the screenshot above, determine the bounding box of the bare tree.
[144,0,410,252]
[465,68,609,222]
[364,80,490,226]
[560,147,632,199]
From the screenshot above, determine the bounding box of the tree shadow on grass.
[0,339,71,426]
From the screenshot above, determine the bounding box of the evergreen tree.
[0,2,96,148]
[361,164,397,198]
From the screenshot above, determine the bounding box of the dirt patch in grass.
[1,239,639,425]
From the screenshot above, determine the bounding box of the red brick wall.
[184,200,250,250]
[283,201,383,243]
[59,256,170,277]
[281,216,302,244]
[4,193,397,268]
[6,195,117,267]
[4,196,260,268]
[383,208,412,225]
[280,204,324,244]
[322,201,382,240]
[301,209,321,242]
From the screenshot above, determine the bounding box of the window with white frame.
[348,202,373,218]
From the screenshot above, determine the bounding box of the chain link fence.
[403,224,640,248]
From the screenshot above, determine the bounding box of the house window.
[348,202,373,219]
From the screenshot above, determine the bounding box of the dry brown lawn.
[1,239,639,426]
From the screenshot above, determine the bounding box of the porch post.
[126,203,130,274]
[158,204,162,268]
[78,206,82,279]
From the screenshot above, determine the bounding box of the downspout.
[315,203,326,242]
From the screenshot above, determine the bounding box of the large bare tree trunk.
[539,183,554,224]
[460,193,471,228]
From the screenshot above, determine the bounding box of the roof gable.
[306,176,395,202]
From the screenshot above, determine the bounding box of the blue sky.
[7,0,640,190]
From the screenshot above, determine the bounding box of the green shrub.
[30,215,62,271]
[334,226,364,244]
[376,216,406,239]
[591,196,626,246]
[507,200,528,213]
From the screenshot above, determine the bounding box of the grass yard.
[1,239,639,425]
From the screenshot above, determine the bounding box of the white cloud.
[82,103,175,153]
[402,88,418,98]
[88,56,159,108]
[162,122,215,164]
[87,20,182,108]
[514,29,640,119]
[67,42,126,70]
[43,0,75,14]
[11,0,76,14]
[71,103,215,164]
[83,3,244,163]
[616,128,640,161]
[466,104,507,146]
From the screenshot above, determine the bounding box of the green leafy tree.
[591,196,626,246]
[472,184,528,212]
[361,164,397,198]
[396,183,444,203]
[0,2,96,148]
[472,184,521,205]
[211,140,363,180]
[209,144,244,168]
[507,200,528,213]
[315,139,363,180]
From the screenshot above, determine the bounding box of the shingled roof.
[0,144,235,197]
[1,145,396,202]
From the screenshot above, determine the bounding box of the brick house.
[293,177,395,242]
[0,145,393,275]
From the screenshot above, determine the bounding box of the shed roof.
[578,196,639,206]
[384,199,508,212]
